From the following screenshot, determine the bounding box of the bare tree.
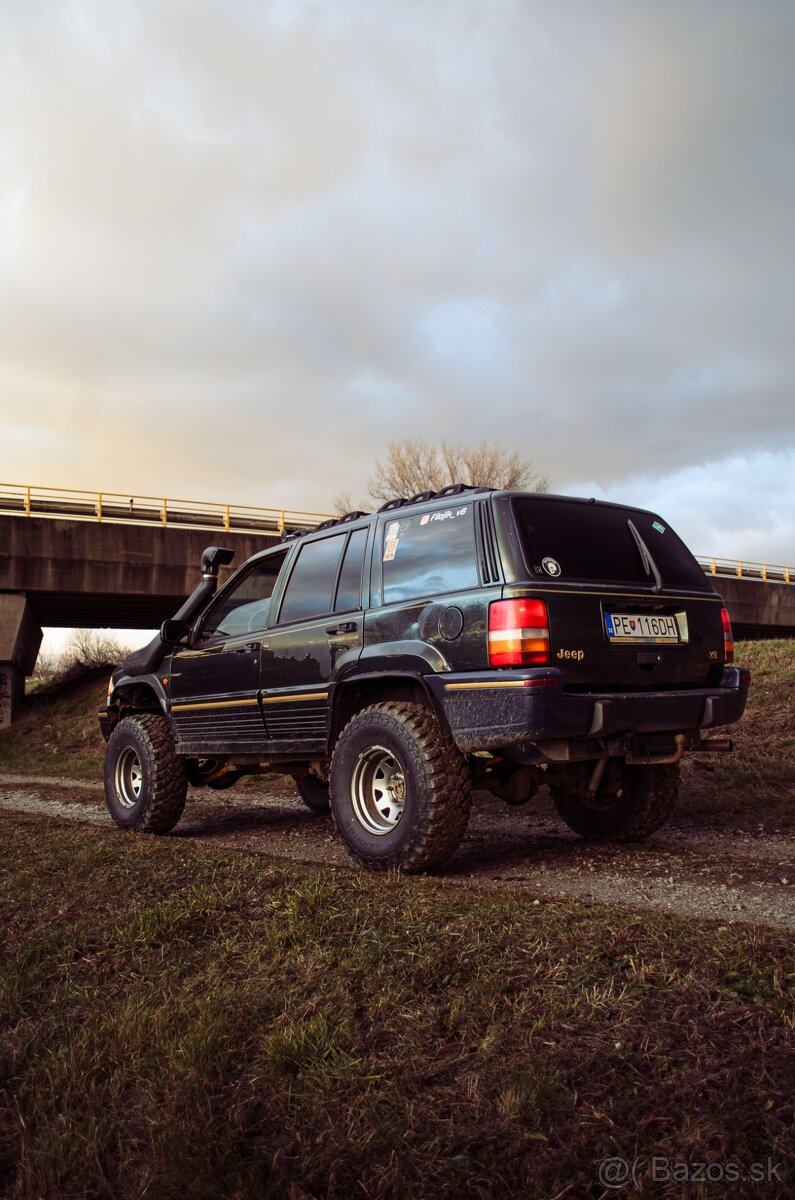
[59,629,131,673]
[366,439,549,503]
[31,646,60,684]
[332,490,355,515]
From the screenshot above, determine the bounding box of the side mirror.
[160,618,191,645]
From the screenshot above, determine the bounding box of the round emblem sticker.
[542,557,562,577]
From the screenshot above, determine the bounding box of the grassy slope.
[683,640,795,830]
[0,674,110,776]
[1,818,793,1200]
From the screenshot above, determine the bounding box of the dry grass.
[0,674,109,776]
[1,641,794,1195]
[1,816,793,1199]
[682,640,795,831]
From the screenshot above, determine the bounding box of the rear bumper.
[428,666,750,755]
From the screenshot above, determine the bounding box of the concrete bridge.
[0,484,332,726]
[1,483,793,725]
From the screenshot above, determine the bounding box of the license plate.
[604,612,680,644]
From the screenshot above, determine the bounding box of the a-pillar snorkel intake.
[200,545,236,581]
[180,545,236,616]
[163,546,236,638]
[120,546,235,677]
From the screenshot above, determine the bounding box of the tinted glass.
[513,498,710,590]
[381,504,478,604]
[279,534,346,623]
[202,552,288,639]
[627,510,712,589]
[335,528,368,612]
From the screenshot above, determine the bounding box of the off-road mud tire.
[104,714,188,833]
[294,775,331,814]
[329,701,471,873]
[551,761,679,842]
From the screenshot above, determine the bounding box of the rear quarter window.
[381,505,479,604]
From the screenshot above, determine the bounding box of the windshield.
[512,497,711,590]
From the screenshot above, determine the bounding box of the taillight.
[489,599,550,667]
[721,607,734,663]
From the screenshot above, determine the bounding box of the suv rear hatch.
[502,495,727,691]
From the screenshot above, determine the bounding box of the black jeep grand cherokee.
[99,485,749,872]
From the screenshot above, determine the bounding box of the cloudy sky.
[2,0,794,584]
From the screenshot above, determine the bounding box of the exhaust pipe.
[694,738,734,754]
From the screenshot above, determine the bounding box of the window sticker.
[420,506,469,527]
[542,556,562,577]
[383,519,409,563]
[652,521,666,534]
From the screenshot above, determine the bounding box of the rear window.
[512,498,710,590]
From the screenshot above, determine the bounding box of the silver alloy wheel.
[114,745,144,809]
[350,745,407,835]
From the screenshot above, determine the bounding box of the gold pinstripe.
[171,698,260,713]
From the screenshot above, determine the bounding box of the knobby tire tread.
[552,763,679,842]
[110,714,187,833]
[330,701,471,872]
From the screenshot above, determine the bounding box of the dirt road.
[1,770,793,930]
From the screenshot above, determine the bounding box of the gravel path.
[1,772,793,930]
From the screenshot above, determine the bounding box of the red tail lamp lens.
[489,599,550,666]
[721,607,734,663]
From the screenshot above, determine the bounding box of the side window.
[278,534,346,624]
[381,506,479,605]
[334,528,368,612]
[200,552,288,640]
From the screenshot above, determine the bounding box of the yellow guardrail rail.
[0,482,334,536]
[0,483,791,581]
[696,555,792,584]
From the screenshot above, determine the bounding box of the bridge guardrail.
[1,483,792,582]
[0,482,333,536]
[696,556,792,584]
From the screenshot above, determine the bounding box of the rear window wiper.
[627,519,662,592]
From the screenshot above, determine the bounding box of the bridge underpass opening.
[0,514,281,725]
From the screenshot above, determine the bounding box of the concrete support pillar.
[0,594,43,728]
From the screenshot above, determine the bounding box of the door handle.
[233,641,261,653]
[326,622,357,635]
